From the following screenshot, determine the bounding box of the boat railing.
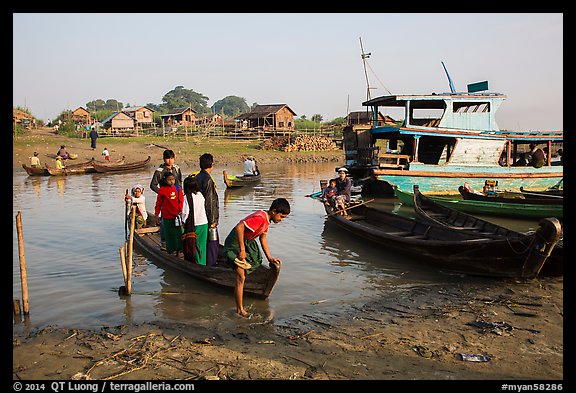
[377,153,411,169]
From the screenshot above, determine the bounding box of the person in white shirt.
[30,152,41,168]
[125,185,148,229]
[181,175,209,265]
[243,156,258,176]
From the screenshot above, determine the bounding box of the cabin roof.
[363,93,507,108]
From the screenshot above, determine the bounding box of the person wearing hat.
[55,155,65,170]
[335,167,352,216]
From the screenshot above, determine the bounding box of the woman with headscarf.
[125,184,148,229]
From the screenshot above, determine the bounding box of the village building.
[346,110,396,127]
[100,111,135,134]
[236,104,296,130]
[72,107,92,125]
[123,106,155,128]
[13,108,36,129]
[160,107,196,127]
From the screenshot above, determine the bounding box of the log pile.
[259,135,339,152]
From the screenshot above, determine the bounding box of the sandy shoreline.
[13,130,564,381]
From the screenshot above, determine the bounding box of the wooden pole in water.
[15,211,30,314]
[119,246,127,287]
[126,206,136,295]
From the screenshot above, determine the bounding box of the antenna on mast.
[441,61,456,94]
[359,37,372,101]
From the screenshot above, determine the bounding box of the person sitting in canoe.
[243,155,258,176]
[321,178,338,209]
[29,152,41,168]
[335,167,352,216]
[223,198,290,317]
[55,155,65,170]
[125,184,148,230]
[56,145,70,160]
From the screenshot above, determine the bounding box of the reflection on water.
[13,161,546,333]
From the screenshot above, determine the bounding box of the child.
[321,178,338,208]
[125,184,148,229]
[154,172,184,255]
[30,152,41,168]
[223,198,290,317]
[181,174,208,265]
[102,147,110,161]
[55,156,65,170]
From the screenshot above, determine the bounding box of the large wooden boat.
[341,79,562,196]
[22,164,49,176]
[45,157,124,176]
[458,185,563,205]
[320,201,561,279]
[132,224,280,298]
[92,156,151,173]
[223,170,261,188]
[395,187,563,220]
[410,185,562,276]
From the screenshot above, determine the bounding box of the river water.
[12,161,545,334]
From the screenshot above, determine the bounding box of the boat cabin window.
[453,102,490,113]
[417,136,456,164]
[409,108,444,127]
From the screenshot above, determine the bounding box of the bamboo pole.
[119,246,127,286]
[15,211,30,314]
[126,206,136,295]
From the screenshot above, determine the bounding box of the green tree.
[211,96,250,117]
[311,114,323,123]
[161,86,210,114]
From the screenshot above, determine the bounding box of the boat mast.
[359,37,372,102]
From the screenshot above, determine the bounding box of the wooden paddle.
[326,199,375,217]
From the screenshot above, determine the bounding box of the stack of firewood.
[258,136,291,150]
[259,135,338,152]
[283,135,339,152]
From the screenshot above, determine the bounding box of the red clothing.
[240,210,270,240]
[154,185,183,219]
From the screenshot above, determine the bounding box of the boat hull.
[93,156,150,173]
[22,164,49,176]
[374,164,563,195]
[223,170,261,188]
[322,203,560,279]
[132,226,280,298]
[395,187,563,220]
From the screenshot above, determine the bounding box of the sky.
[13,13,563,131]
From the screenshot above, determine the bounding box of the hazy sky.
[13,13,563,130]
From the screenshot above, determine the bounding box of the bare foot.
[237,309,248,317]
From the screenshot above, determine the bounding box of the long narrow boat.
[22,164,49,176]
[223,170,262,188]
[458,185,563,205]
[411,185,562,276]
[44,157,123,176]
[132,223,280,298]
[319,201,561,279]
[395,187,563,220]
[92,156,151,173]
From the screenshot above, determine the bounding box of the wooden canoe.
[223,170,261,188]
[320,200,561,279]
[45,157,124,176]
[520,178,563,198]
[22,164,49,176]
[459,185,563,205]
[92,156,151,173]
[411,185,563,276]
[132,224,280,299]
[395,187,563,220]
